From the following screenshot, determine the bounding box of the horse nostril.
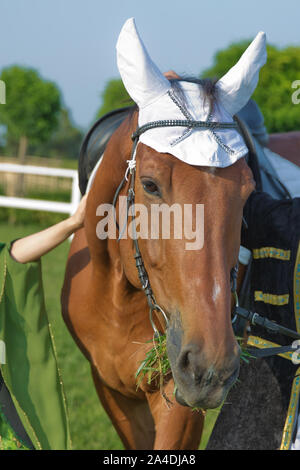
[177,344,204,382]
[177,344,198,370]
[178,350,190,369]
[176,343,239,391]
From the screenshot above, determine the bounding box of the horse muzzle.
[173,357,240,410]
[167,325,240,410]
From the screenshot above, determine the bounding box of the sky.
[0,0,299,131]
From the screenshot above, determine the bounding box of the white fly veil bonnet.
[116,18,267,168]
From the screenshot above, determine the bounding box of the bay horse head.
[87,19,266,412]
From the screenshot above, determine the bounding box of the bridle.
[112,117,240,336]
[112,116,300,352]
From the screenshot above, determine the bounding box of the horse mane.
[126,76,217,125]
[169,76,217,114]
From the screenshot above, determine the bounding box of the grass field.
[0,222,123,450]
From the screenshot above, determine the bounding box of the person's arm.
[10,195,87,264]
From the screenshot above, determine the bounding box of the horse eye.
[142,179,161,196]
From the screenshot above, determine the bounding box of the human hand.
[70,194,88,230]
[163,70,180,80]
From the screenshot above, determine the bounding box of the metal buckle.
[149,304,169,337]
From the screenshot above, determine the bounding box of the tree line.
[0,66,83,162]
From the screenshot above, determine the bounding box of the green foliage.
[29,108,84,159]
[0,428,28,450]
[0,65,61,144]
[96,79,134,118]
[202,41,300,133]
[0,409,29,450]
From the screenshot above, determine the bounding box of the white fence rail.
[0,163,81,216]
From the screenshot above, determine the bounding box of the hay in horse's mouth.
[135,334,171,387]
[135,334,255,408]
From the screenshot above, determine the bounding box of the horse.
[61,104,256,449]
[61,19,267,450]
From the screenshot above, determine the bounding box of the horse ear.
[116,17,170,108]
[216,32,267,116]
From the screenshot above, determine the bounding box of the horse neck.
[84,114,145,307]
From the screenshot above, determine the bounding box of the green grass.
[0,222,123,450]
